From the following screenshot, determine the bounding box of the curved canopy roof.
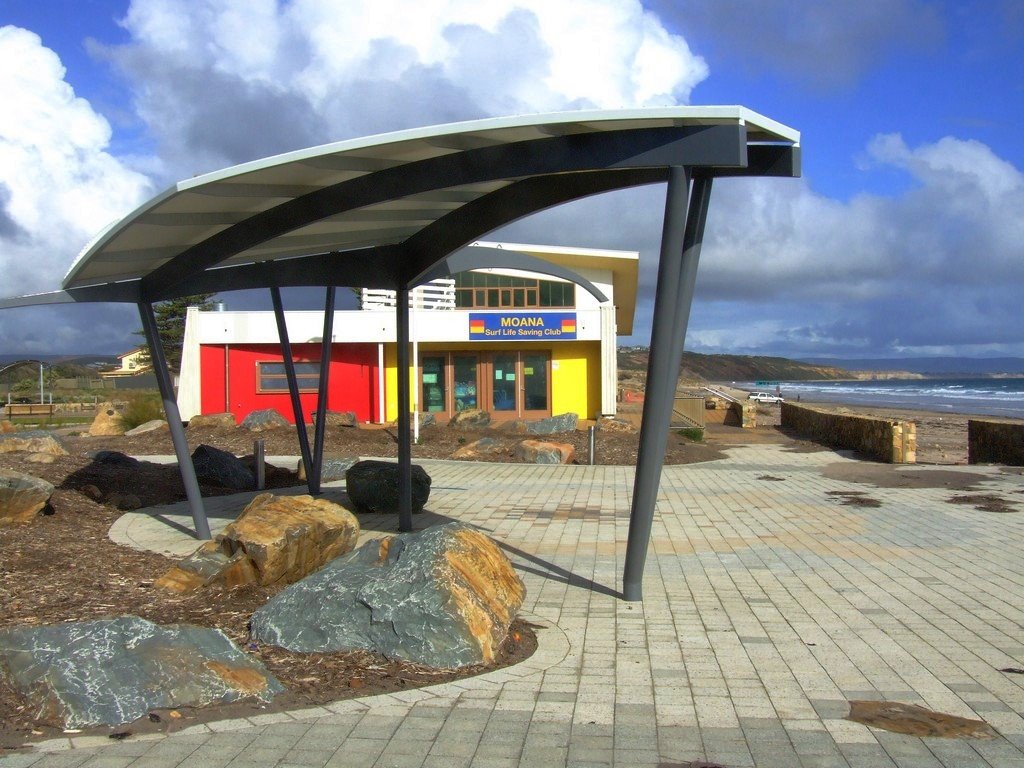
[3,106,798,307]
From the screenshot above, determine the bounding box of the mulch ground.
[0,419,725,751]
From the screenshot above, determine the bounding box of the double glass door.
[419,351,550,419]
[490,352,549,417]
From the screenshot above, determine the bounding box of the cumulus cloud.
[0,26,151,352]
[105,0,708,180]
[679,133,1024,356]
[2,2,1019,361]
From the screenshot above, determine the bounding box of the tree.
[135,294,217,373]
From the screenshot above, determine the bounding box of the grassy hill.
[618,348,849,382]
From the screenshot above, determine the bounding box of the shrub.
[118,392,165,430]
[676,427,704,442]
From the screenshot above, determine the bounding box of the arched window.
[453,272,574,309]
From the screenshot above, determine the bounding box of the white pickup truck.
[747,391,784,404]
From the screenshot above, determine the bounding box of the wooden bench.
[4,403,56,419]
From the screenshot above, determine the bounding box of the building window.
[454,272,574,309]
[257,361,320,392]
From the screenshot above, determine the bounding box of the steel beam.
[668,176,713,376]
[412,247,608,303]
[622,167,691,601]
[270,286,315,493]
[137,302,211,539]
[310,286,336,493]
[141,125,744,299]
[395,285,414,532]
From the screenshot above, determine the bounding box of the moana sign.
[468,312,577,340]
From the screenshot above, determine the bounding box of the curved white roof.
[62,107,796,294]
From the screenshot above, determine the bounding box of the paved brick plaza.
[7,444,1024,767]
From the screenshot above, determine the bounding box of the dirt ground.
[0,401,981,750]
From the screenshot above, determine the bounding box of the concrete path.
[5,445,1024,767]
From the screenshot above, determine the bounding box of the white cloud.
[678,133,1024,356]
[0,26,151,352]
[108,0,708,179]
[0,27,151,266]
[2,3,1019,360]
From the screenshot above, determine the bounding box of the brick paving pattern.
[6,445,1024,767]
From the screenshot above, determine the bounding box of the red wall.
[199,343,378,424]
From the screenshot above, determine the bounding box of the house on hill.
[99,348,151,379]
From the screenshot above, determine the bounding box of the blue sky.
[0,0,1022,359]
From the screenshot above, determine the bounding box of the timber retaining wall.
[781,403,916,463]
[968,419,1024,466]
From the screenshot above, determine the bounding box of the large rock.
[89,402,125,436]
[155,541,259,593]
[0,430,68,456]
[448,409,491,428]
[125,419,169,436]
[0,616,282,728]
[296,456,357,483]
[514,439,575,464]
[157,493,360,591]
[323,410,358,427]
[250,522,525,668]
[241,408,290,431]
[219,493,360,586]
[501,413,579,435]
[91,450,140,468]
[187,412,236,429]
[346,460,431,513]
[191,444,254,490]
[452,437,502,460]
[0,470,55,525]
[534,412,578,433]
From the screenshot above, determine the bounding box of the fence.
[781,402,916,463]
[670,396,706,429]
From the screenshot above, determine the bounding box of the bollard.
[254,439,266,490]
[588,424,596,465]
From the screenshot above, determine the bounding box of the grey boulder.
[241,408,290,431]
[0,469,55,524]
[0,430,68,456]
[0,616,282,728]
[345,459,431,513]
[191,444,254,490]
[297,456,357,483]
[249,522,525,668]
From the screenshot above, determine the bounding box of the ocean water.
[740,378,1024,420]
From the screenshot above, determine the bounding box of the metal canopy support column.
[310,286,336,494]
[395,285,414,532]
[137,301,211,540]
[668,175,713,375]
[270,286,315,494]
[622,166,694,601]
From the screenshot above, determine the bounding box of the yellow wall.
[551,342,601,419]
[383,341,600,421]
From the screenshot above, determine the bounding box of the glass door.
[452,355,478,412]
[491,352,517,413]
[420,356,446,413]
[522,352,550,416]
